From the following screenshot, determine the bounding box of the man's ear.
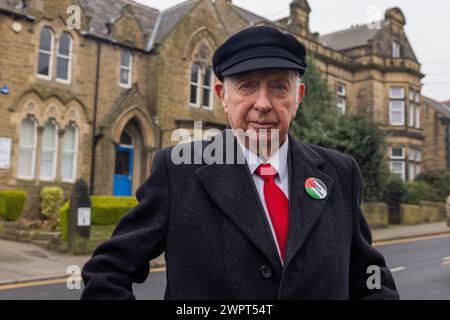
[215,82,228,113]
[298,82,305,102]
[293,83,306,118]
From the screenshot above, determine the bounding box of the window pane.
[40,150,54,178]
[190,85,198,105]
[391,147,404,158]
[416,150,422,162]
[191,64,199,83]
[203,88,210,107]
[121,51,131,67]
[415,106,420,128]
[115,150,130,175]
[390,87,404,99]
[18,148,33,177]
[20,118,36,146]
[408,163,415,181]
[408,104,415,127]
[59,33,71,56]
[120,69,130,85]
[38,52,50,76]
[120,131,132,146]
[42,122,56,148]
[337,98,346,115]
[63,126,76,151]
[204,68,212,86]
[61,152,74,180]
[40,28,52,52]
[391,162,403,173]
[57,57,69,80]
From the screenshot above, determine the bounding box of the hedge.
[0,190,27,221]
[59,196,138,240]
[404,181,442,205]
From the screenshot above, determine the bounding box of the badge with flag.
[305,178,328,200]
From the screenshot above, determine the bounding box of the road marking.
[389,266,406,273]
[0,267,166,291]
[373,233,450,247]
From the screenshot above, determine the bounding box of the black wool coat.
[81,131,399,300]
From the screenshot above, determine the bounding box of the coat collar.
[195,130,335,270]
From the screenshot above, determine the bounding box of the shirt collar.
[236,134,289,180]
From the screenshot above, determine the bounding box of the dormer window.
[392,41,401,58]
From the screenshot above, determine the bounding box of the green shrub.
[58,196,138,240]
[416,169,450,202]
[0,190,26,221]
[59,201,70,241]
[404,181,442,205]
[40,187,64,218]
[382,174,407,205]
[91,196,138,225]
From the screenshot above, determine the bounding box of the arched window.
[56,32,72,83]
[120,50,132,88]
[202,66,214,109]
[61,123,78,182]
[40,119,58,181]
[37,27,54,79]
[190,63,201,107]
[17,117,37,179]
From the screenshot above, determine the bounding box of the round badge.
[305,178,327,200]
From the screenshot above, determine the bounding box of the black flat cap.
[212,26,307,82]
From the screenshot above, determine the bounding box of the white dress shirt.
[236,135,290,264]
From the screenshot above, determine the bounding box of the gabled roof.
[319,23,382,51]
[153,0,198,44]
[78,0,159,38]
[423,96,450,119]
[230,3,267,25]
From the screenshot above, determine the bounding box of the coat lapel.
[283,134,335,267]
[195,131,283,269]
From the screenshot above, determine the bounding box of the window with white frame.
[61,123,78,182]
[190,63,201,107]
[37,27,54,79]
[408,148,422,181]
[17,117,37,179]
[415,94,421,129]
[408,90,415,127]
[202,66,214,109]
[389,146,405,180]
[389,101,405,126]
[120,50,132,88]
[389,87,405,126]
[40,119,58,181]
[56,32,72,83]
[392,41,401,58]
[336,82,346,115]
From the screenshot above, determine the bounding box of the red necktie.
[256,164,289,261]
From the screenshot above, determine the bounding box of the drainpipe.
[445,118,450,170]
[90,42,102,196]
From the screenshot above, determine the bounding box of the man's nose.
[253,87,272,112]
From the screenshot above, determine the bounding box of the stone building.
[0,0,448,218]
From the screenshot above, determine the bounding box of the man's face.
[215,69,305,151]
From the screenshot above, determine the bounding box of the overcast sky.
[136,0,450,102]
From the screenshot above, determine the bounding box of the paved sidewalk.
[372,222,450,243]
[0,239,165,286]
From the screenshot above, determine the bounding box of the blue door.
[113,146,133,196]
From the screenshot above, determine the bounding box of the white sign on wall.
[77,207,91,227]
[0,138,12,170]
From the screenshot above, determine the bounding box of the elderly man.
[81,26,399,300]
